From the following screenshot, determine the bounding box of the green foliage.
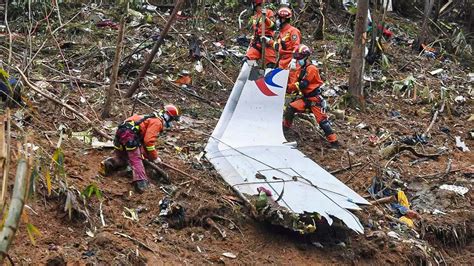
[26,223,42,246]
[347,6,358,15]
[44,168,52,196]
[381,54,390,70]
[223,0,239,9]
[28,166,39,199]
[81,183,103,201]
[52,147,66,178]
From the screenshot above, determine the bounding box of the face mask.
[298,59,306,66]
[162,113,173,128]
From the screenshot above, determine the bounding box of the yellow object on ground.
[397,190,410,208]
[399,216,414,227]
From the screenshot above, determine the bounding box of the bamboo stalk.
[0,110,11,208]
[0,148,31,262]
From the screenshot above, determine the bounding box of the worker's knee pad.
[319,120,334,136]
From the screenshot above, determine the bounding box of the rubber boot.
[99,157,116,176]
[134,180,150,193]
[319,120,339,147]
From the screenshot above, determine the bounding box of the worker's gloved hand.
[262,8,267,15]
[320,97,328,113]
[294,82,300,90]
[260,36,271,44]
[289,58,297,70]
[154,157,162,164]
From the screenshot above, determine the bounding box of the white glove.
[154,157,162,164]
[289,58,297,70]
[262,8,267,15]
[260,36,271,44]
[320,97,328,113]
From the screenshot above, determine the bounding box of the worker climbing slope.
[283,45,339,147]
[244,0,277,68]
[100,104,181,192]
[261,6,301,70]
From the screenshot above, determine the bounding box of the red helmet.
[254,0,264,5]
[293,44,312,60]
[277,7,292,19]
[164,104,180,121]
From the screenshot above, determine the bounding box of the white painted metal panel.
[205,61,369,233]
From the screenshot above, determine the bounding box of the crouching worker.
[100,104,180,193]
[283,45,339,147]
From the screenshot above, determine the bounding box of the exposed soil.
[1,3,472,265]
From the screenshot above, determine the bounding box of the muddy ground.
[1,3,473,265]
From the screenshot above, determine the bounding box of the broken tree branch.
[0,144,32,262]
[4,0,12,65]
[205,217,226,239]
[424,99,446,136]
[203,55,234,84]
[126,0,184,98]
[160,78,219,107]
[369,195,395,205]
[16,67,112,140]
[330,162,363,175]
[143,160,169,180]
[114,232,155,253]
[23,10,82,72]
[153,161,199,181]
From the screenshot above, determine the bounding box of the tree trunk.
[414,0,434,51]
[101,14,126,118]
[348,0,369,107]
[313,0,327,40]
[469,0,474,34]
[433,0,441,23]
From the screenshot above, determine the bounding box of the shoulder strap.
[135,113,158,126]
[298,64,309,81]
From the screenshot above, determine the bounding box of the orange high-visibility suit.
[283,63,337,143]
[270,23,301,69]
[113,115,164,161]
[245,9,277,66]
[105,114,164,183]
[127,114,163,160]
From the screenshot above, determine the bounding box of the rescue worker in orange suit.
[283,45,339,147]
[261,6,301,70]
[100,105,181,192]
[244,0,277,68]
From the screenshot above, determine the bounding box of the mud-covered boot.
[99,158,116,176]
[134,180,150,193]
